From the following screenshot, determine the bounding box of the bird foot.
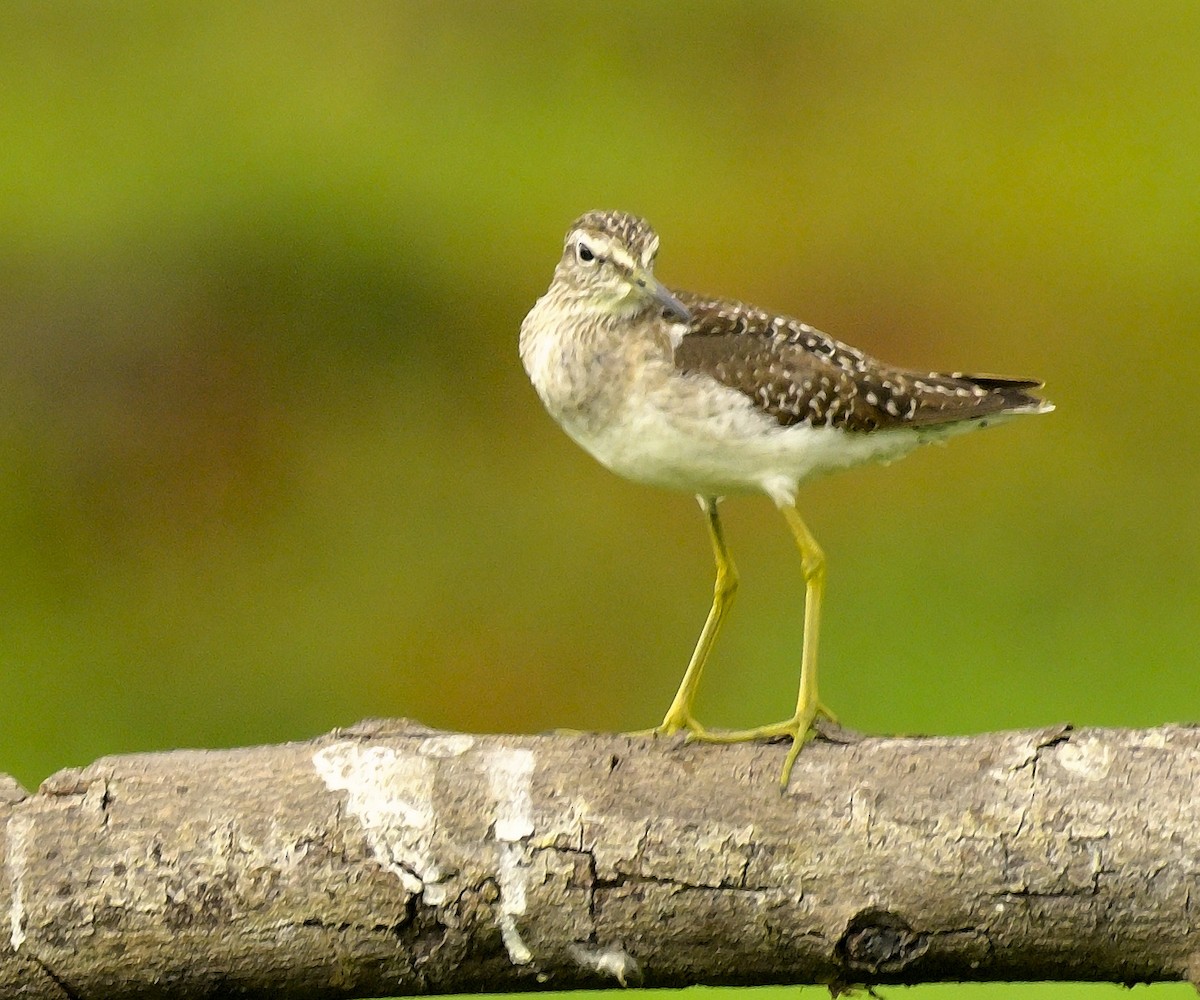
[646,711,713,740]
[687,703,826,790]
[623,709,719,741]
[635,702,835,790]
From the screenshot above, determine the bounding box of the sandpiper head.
[552,210,691,322]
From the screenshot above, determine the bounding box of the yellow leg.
[699,504,833,789]
[655,496,737,736]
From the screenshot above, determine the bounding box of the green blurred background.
[1,3,1196,998]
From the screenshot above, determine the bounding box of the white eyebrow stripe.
[609,246,638,271]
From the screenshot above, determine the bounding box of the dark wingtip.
[945,374,1052,415]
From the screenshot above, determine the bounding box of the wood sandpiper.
[520,209,1052,787]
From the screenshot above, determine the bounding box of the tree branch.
[2,719,1198,999]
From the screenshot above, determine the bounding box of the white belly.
[562,380,928,506]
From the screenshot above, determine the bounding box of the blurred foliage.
[0,4,1197,999]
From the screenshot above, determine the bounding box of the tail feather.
[957,374,1052,414]
[905,371,1053,427]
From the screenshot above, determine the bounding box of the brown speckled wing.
[670,294,1046,432]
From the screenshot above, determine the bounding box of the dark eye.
[577,242,596,263]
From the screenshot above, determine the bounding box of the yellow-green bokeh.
[1,5,1196,999]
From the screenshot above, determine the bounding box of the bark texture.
[1,719,1198,999]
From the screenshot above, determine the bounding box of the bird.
[519,209,1052,788]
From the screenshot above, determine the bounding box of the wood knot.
[836,908,928,975]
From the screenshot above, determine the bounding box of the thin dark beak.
[636,270,691,323]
